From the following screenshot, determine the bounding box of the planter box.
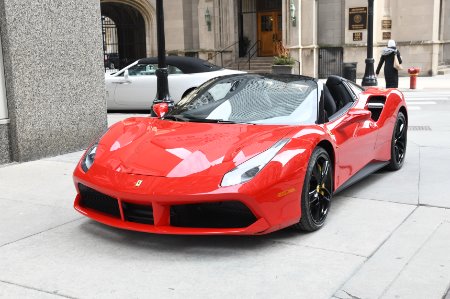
[271,65,293,74]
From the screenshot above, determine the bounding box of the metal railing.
[238,40,261,71]
[293,58,301,75]
[210,41,240,67]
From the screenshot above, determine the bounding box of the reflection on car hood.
[94,117,294,177]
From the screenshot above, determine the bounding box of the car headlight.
[221,139,290,187]
[81,143,98,172]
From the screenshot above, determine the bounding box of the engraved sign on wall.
[382,20,392,30]
[382,32,391,40]
[353,32,363,41]
[349,7,367,30]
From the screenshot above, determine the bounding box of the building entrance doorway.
[101,2,146,70]
[257,11,282,56]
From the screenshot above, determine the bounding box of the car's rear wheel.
[387,111,407,170]
[294,147,333,232]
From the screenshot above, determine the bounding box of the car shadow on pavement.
[78,219,305,254]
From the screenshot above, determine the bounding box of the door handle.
[113,80,131,84]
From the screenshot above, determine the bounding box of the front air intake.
[78,184,121,218]
[170,201,257,228]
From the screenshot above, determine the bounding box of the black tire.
[294,147,333,232]
[387,112,407,170]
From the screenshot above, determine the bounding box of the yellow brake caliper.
[316,164,326,196]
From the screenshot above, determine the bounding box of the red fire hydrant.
[407,67,421,89]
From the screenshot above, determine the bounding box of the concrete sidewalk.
[355,73,450,91]
[0,91,450,298]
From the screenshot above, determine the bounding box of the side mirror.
[153,103,169,118]
[347,109,371,122]
[124,69,129,80]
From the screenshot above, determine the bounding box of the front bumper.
[73,162,303,235]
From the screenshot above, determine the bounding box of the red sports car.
[73,74,407,235]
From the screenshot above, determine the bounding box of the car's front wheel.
[294,147,333,232]
[387,111,407,170]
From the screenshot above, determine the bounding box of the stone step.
[227,57,275,72]
[229,66,273,73]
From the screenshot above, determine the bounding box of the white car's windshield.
[168,74,318,125]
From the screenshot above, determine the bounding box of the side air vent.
[366,96,386,121]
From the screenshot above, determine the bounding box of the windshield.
[167,74,318,125]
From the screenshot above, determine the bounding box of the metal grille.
[170,201,257,228]
[242,0,256,13]
[78,184,121,218]
[409,126,432,131]
[122,202,154,225]
[102,16,119,70]
[319,47,343,79]
[102,16,118,54]
[256,0,281,12]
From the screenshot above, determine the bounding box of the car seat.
[325,76,351,110]
[323,85,336,119]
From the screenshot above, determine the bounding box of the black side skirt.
[334,161,389,194]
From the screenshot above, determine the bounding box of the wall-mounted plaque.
[349,7,367,30]
[353,32,363,41]
[382,32,391,40]
[382,20,392,30]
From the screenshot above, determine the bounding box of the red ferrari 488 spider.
[73,74,407,235]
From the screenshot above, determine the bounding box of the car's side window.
[127,63,157,76]
[168,65,183,75]
[119,64,183,76]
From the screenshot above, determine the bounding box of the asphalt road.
[0,89,449,299]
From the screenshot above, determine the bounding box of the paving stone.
[381,221,450,298]
[0,281,62,298]
[0,160,76,208]
[0,220,365,299]
[269,196,415,257]
[335,206,450,299]
[0,197,80,246]
[419,147,450,208]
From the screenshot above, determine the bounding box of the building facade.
[99,0,450,77]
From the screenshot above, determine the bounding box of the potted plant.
[272,42,295,74]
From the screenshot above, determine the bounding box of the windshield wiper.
[187,118,250,124]
[162,115,190,122]
[164,114,254,125]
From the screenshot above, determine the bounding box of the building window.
[0,34,8,121]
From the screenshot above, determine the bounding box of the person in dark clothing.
[376,40,403,88]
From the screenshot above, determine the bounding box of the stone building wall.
[0,0,107,162]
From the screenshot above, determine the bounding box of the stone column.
[0,0,107,162]
[300,0,318,77]
[0,31,10,163]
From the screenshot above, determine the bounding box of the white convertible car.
[105,56,244,110]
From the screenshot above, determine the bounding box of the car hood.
[94,117,294,178]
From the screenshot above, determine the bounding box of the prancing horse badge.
[135,180,143,187]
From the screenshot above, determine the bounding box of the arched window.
[0,35,8,121]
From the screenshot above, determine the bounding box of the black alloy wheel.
[295,147,333,232]
[387,112,407,170]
